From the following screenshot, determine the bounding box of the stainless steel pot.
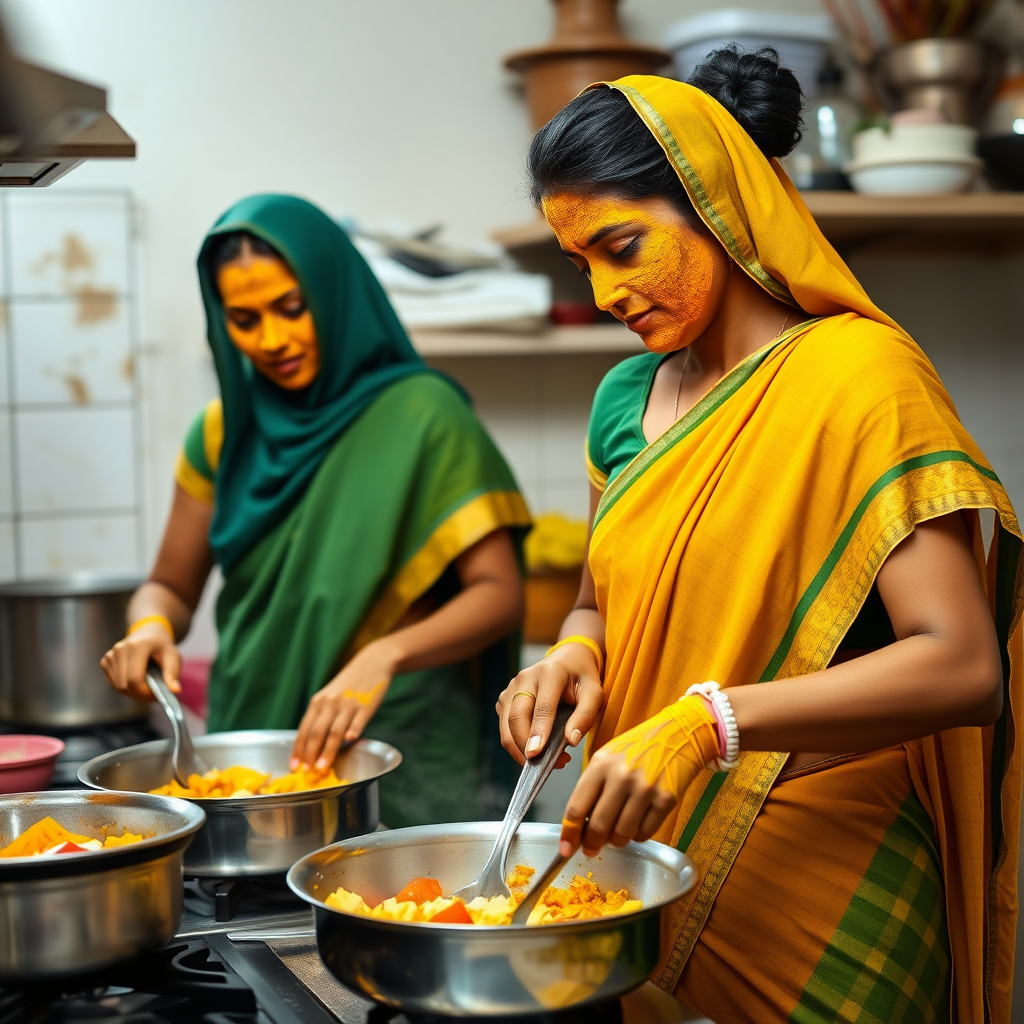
[0,574,148,727]
[287,821,697,1017]
[79,730,402,876]
[0,789,205,979]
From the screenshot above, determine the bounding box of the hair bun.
[687,46,803,159]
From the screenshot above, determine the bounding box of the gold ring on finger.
[510,690,536,705]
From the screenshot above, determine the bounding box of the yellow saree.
[584,77,1022,1023]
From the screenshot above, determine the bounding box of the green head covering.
[197,194,434,571]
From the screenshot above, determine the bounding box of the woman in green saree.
[101,194,531,826]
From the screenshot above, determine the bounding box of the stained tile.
[15,407,137,514]
[0,520,13,581]
[0,413,11,516]
[19,514,140,578]
[0,302,9,407]
[10,298,134,405]
[6,191,131,300]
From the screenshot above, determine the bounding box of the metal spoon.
[510,846,572,926]
[146,661,209,785]
[451,702,574,903]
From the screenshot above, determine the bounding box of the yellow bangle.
[546,634,604,677]
[127,615,175,642]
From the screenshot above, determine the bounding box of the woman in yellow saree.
[498,49,1022,1024]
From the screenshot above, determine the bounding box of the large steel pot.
[79,730,402,876]
[0,789,205,979]
[287,821,697,1017]
[0,574,148,727]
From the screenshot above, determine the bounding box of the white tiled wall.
[0,191,142,581]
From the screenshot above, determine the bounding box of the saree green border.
[658,454,1021,991]
[593,320,822,530]
[606,82,795,307]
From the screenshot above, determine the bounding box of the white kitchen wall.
[0,190,143,580]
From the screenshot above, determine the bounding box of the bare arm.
[101,486,214,698]
[292,527,524,769]
[728,511,1002,751]
[497,484,607,766]
[562,510,1003,856]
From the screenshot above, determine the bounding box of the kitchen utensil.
[872,38,1003,126]
[664,9,835,97]
[451,701,574,903]
[509,845,571,925]
[0,574,148,727]
[851,122,978,164]
[845,157,980,194]
[0,734,64,793]
[0,789,205,979]
[504,0,670,130]
[287,820,698,1017]
[145,661,209,784]
[78,730,401,876]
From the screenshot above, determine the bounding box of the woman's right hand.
[496,640,605,767]
[100,622,182,702]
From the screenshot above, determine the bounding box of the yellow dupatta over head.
[584,76,1023,1021]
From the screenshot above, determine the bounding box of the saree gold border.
[347,490,531,655]
[657,750,787,990]
[657,459,1018,991]
[174,451,215,506]
[608,83,795,307]
[777,461,1018,680]
[203,399,224,474]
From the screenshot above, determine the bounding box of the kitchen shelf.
[492,192,1024,254]
[410,323,644,357]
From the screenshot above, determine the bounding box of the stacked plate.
[845,123,980,195]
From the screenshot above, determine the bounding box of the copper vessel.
[505,0,670,129]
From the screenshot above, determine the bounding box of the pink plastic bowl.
[0,735,65,794]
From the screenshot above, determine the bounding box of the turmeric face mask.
[542,192,722,353]
[217,255,320,390]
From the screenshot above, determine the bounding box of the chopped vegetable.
[0,817,146,858]
[430,900,473,924]
[150,765,347,798]
[394,876,443,904]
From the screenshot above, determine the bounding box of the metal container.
[0,789,205,979]
[0,574,148,727]
[79,730,402,876]
[873,38,1003,127]
[287,821,697,1017]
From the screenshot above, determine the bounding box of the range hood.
[0,20,134,186]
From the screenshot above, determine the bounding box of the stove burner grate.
[0,941,258,1024]
[185,877,305,924]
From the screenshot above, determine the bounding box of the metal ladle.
[451,702,574,903]
[145,661,209,785]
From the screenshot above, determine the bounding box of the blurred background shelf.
[410,322,643,357]
[493,192,1024,255]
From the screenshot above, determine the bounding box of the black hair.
[209,230,281,272]
[526,46,803,210]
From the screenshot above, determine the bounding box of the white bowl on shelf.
[844,156,981,195]
[851,123,977,164]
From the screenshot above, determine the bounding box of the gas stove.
[0,874,630,1024]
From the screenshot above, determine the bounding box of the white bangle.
[685,681,740,771]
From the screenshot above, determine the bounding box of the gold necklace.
[673,308,794,421]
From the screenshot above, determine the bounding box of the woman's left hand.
[559,695,719,857]
[291,640,396,770]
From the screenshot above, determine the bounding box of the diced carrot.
[56,842,86,854]
[429,900,473,924]
[394,876,443,904]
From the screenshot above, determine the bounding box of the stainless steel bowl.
[79,730,402,876]
[0,574,148,727]
[0,789,205,979]
[287,821,697,1017]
